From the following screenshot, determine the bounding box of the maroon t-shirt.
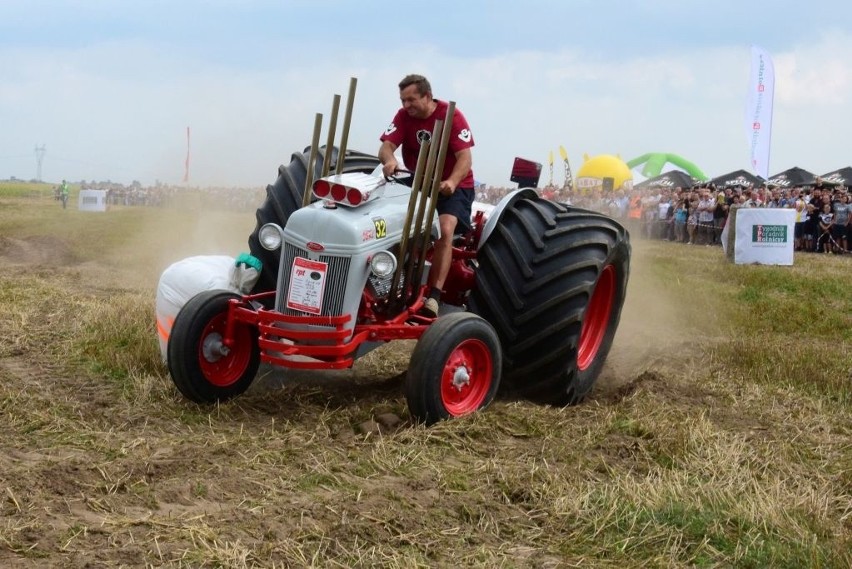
[380,99,475,188]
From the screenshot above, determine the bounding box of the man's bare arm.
[379,140,399,178]
[440,148,472,194]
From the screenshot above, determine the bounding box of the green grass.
[0,180,58,198]
[0,195,849,567]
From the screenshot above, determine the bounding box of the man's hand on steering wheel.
[382,159,399,179]
[383,163,413,183]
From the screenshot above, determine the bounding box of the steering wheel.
[385,169,413,183]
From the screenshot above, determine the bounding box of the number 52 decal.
[372,217,387,239]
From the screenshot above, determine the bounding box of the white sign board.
[78,189,108,212]
[734,208,795,265]
[286,257,327,315]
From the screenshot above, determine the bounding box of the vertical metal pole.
[335,77,357,173]
[322,94,341,178]
[302,113,323,208]
[414,102,455,289]
[405,120,444,295]
[390,140,431,298]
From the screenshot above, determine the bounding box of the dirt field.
[0,198,849,567]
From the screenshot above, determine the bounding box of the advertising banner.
[78,189,108,212]
[734,208,795,265]
[746,45,775,180]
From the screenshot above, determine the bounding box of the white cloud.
[2,30,851,186]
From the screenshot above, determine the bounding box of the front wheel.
[167,290,260,403]
[405,312,501,425]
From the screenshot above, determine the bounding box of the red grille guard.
[225,292,432,370]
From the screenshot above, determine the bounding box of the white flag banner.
[746,45,775,180]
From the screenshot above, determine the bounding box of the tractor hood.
[281,180,434,256]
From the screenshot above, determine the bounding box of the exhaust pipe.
[413,102,455,296]
[335,77,358,173]
[321,94,341,178]
[302,112,324,208]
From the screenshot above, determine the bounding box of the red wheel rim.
[577,264,616,372]
[440,339,493,416]
[197,313,253,387]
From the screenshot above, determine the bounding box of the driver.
[378,74,475,318]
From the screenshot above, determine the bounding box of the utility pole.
[34,144,46,182]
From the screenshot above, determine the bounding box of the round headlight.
[259,223,283,251]
[370,251,397,278]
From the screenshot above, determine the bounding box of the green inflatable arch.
[627,153,708,181]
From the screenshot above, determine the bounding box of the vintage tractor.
[167,79,630,424]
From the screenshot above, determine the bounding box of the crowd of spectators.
[601,178,849,255]
[75,180,265,212]
[478,179,850,255]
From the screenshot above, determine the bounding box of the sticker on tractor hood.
[287,257,327,315]
[372,217,387,239]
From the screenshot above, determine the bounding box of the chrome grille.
[276,243,351,316]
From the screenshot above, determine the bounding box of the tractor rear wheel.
[469,197,630,406]
[167,290,260,403]
[405,312,502,425]
[247,146,380,295]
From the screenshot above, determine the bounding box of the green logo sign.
[752,224,787,243]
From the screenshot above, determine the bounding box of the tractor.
[166,79,631,424]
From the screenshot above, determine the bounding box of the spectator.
[793,191,809,251]
[673,197,688,243]
[816,202,834,254]
[657,191,672,240]
[803,201,819,252]
[712,189,727,245]
[686,191,699,245]
[697,189,715,245]
[627,190,642,236]
[831,190,849,253]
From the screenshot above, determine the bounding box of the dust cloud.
[107,197,262,292]
[597,239,695,391]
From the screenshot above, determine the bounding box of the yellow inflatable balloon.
[575,154,633,193]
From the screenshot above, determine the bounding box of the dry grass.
[0,188,849,567]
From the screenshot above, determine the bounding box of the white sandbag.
[156,255,238,361]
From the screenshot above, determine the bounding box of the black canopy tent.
[818,166,852,187]
[766,166,816,188]
[708,169,764,189]
[634,170,697,190]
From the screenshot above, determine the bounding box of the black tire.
[406,312,502,425]
[469,197,630,406]
[167,290,260,403]
[247,146,381,295]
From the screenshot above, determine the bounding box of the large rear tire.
[167,290,260,403]
[406,312,502,425]
[247,146,381,295]
[470,197,630,405]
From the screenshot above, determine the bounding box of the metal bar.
[414,102,455,292]
[335,77,358,173]
[390,140,431,297]
[405,119,444,296]
[322,94,341,178]
[302,112,323,207]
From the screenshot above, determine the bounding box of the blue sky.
[1,0,851,187]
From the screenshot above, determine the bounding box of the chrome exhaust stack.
[301,77,358,208]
